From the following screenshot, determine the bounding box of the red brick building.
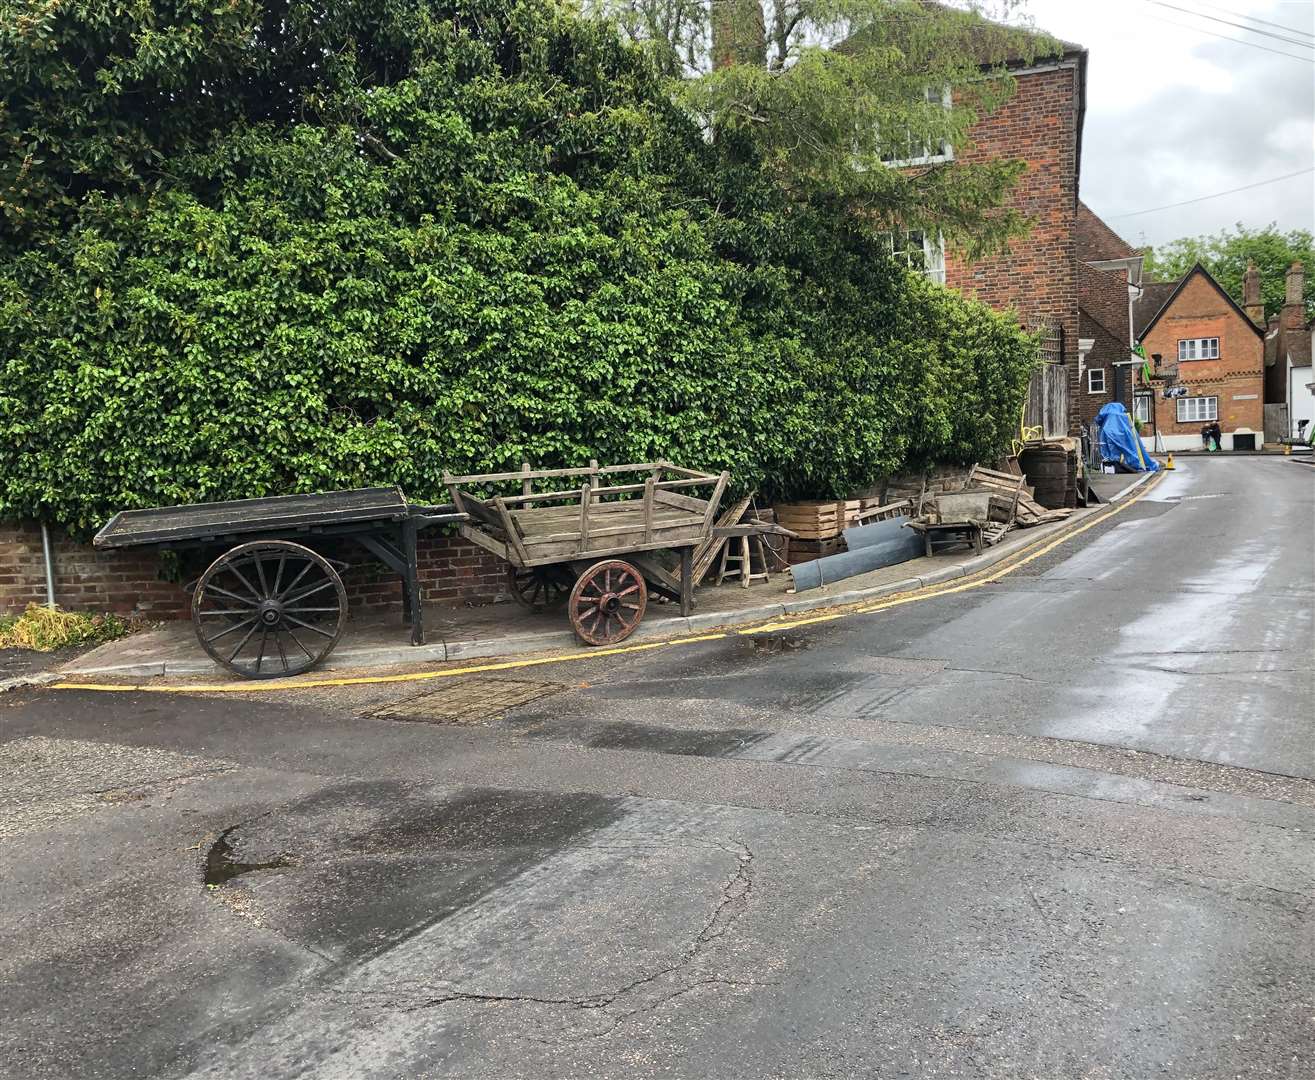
[1133,264,1266,452]
[889,36,1088,433]
[1074,202,1143,429]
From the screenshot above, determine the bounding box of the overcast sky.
[1016,0,1314,249]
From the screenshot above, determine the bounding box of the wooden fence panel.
[1024,363,1069,439]
[1264,403,1289,443]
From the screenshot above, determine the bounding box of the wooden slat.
[577,483,592,550]
[94,486,408,549]
[493,496,530,565]
[642,477,655,543]
[700,471,730,534]
[652,489,706,512]
[522,514,701,547]
[520,534,704,566]
[458,523,510,561]
[497,476,714,505]
[445,462,657,485]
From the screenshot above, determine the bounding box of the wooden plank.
[522,521,703,557]
[642,478,655,543]
[493,496,531,566]
[700,472,730,535]
[445,462,660,485]
[94,486,408,549]
[498,475,713,505]
[652,489,706,513]
[519,510,696,544]
[458,523,510,561]
[657,463,718,480]
[577,484,592,551]
[520,536,702,568]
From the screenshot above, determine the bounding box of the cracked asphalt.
[2,456,1313,1079]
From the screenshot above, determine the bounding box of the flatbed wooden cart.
[94,487,465,679]
[445,462,729,645]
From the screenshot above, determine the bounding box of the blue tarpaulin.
[1095,402,1158,472]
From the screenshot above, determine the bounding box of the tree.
[0,0,1040,532]
[585,0,1059,257]
[1142,224,1315,323]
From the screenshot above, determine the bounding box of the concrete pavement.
[1,456,1310,1079]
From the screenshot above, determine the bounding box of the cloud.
[1024,0,1314,246]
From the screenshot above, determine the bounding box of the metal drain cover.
[369,678,565,724]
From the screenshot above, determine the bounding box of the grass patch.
[0,604,133,651]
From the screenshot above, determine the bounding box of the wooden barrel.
[1021,447,1070,510]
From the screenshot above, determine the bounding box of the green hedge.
[0,0,1039,535]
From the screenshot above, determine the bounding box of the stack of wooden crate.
[773,500,869,562]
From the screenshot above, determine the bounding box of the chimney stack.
[1283,261,1305,330]
[1242,260,1264,326]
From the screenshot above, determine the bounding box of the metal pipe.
[40,522,56,607]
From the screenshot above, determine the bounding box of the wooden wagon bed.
[445,461,729,645]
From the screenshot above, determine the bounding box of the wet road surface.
[2,457,1312,1078]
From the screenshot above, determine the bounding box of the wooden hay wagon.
[444,462,728,645]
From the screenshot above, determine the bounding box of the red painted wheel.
[568,560,647,646]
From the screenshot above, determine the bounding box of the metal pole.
[40,522,56,608]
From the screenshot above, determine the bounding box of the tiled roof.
[1132,281,1179,338]
[1076,202,1138,262]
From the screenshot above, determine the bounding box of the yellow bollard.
[1164,453,1176,470]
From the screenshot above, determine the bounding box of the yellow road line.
[50,474,1161,695]
[49,633,732,693]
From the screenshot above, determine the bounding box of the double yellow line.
[50,473,1161,694]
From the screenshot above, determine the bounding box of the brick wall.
[945,62,1082,430]
[0,522,508,619]
[1,521,190,617]
[1138,272,1266,448]
[1078,309,1130,428]
[1078,260,1133,429]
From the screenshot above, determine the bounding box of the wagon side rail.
[445,462,729,570]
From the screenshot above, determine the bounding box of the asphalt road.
[3,457,1312,1079]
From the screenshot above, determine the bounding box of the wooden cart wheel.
[192,541,347,679]
[568,559,647,646]
[507,566,569,610]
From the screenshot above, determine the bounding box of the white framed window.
[1087,368,1106,394]
[886,229,946,285]
[1176,396,1218,422]
[880,87,954,166]
[1178,337,1219,361]
[1133,393,1152,424]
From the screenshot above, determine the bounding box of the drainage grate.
[367,677,566,725]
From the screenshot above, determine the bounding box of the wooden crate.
[786,536,847,564]
[773,500,862,540]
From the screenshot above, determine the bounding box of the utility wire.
[1107,167,1315,218]
[1144,1,1314,49]
[1142,11,1315,62]
[1195,0,1315,41]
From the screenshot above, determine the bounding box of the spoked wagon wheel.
[192,541,347,679]
[568,559,647,646]
[507,566,570,611]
